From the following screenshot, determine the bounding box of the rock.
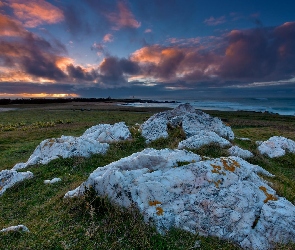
[140,104,234,143]
[65,148,295,249]
[178,131,231,150]
[12,136,109,170]
[82,122,131,143]
[0,170,33,196]
[0,225,29,233]
[236,137,251,141]
[12,122,132,171]
[228,146,253,159]
[257,136,295,158]
[44,177,61,184]
[65,148,202,198]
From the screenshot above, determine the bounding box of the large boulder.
[257,136,295,158]
[82,122,131,143]
[140,104,234,143]
[12,136,109,170]
[65,148,295,249]
[178,131,231,150]
[0,170,33,196]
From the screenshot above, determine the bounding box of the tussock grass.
[1,104,295,249]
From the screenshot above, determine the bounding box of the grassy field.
[0,102,295,249]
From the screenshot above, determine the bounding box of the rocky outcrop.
[178,131,231,150]
[65,148,295,249]
[82,122,131,143]
[140,104,234,143]
[257,136,295,158]
[12,136,109,170]
[0,170,33,196]
[228,146,253,159]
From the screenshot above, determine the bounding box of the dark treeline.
[0,98,178,105]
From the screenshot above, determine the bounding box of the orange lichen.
[156,207,164,215]
[259,186,278,203]
[149,200,162,206]
[214,180,222,188]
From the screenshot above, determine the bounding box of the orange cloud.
[0,14,26,36]
[9,0,64,27]
[103,33,113,43]
[0,93,79,98]
[131,45,163,64]
[107,1,140,30]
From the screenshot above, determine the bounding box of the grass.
[0,104,295,249]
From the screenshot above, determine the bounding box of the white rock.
[11,122,132,171]
[12,136,109,170]
[0,170,33,196]
[82,122,131,143]
[65,148,295,249]
[0,225,29,233]
[65,148,202,198]
[140,104,234,143]
[228,146,253,159]
[257,136,295,158]
[236,137,251,141]
[178,131,231,149]
[44,177,61,184]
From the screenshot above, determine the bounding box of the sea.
[119,98,295,116]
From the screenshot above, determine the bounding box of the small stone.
[0,225,29,233]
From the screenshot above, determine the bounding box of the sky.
[0,0,295,100]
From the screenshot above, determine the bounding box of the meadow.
[0,102,295,249]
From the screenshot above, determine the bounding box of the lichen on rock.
[65,148,295,249]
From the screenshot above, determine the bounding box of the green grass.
[1,105,295,249]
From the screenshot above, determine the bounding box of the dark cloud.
[98,56,140,85]
[67,64,98,81]
[129,22,295,86]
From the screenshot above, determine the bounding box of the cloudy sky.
[0,0,295,99]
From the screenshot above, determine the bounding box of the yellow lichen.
[156,207,164,216]
[259,186,278,203]
[149,200,162,206]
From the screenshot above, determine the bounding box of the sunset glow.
[0,0,294,98]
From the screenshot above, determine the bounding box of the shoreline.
[0,97,294,116]
[1,101,294,120]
